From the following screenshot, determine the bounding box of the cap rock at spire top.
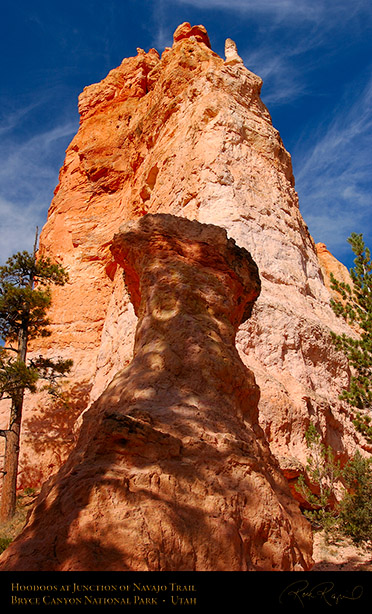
[173,22,211,48]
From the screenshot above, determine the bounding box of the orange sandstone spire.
[0,24,361,562]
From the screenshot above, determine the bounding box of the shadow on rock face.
[0,214,313,572]
[19,382,93,490]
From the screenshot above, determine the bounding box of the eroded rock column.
[0,214,313,571]
[110,213,262,431]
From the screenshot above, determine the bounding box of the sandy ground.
[312,531,372,571]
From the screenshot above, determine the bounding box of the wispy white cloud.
[0,113,77,262]
[157,0,371,107]
[148,0,174,50]
[173,0,372,22]
[243,46,311,106]
[0,195,42,262]
[294,72,372,257]
[0,101,43,137]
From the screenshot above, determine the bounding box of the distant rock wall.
[0,214,313,571]
[0,22,363,498]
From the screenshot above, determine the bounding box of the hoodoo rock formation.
[0,214,313,571]
[0,22,365,569]
[316,242,353,298]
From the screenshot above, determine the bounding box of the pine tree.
[0,231,72,522]
[339,451,372,547]
[330,233,372,437]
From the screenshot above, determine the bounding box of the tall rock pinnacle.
[0,22,362,569]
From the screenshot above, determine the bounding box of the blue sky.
[1,0,372,269]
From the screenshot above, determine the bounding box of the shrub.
[339,451,372,547]
[296,423,372,548]
[295,423,341,534]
